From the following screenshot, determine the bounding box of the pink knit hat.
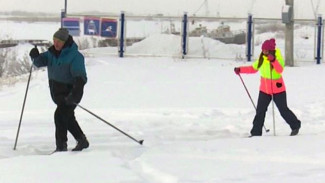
[262,38,276,51]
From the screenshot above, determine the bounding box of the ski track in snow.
[1,28,325,181]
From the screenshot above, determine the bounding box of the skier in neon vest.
[234,38,301,136]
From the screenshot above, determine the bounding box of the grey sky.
[0,0,323,19]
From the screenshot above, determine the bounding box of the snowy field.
[1,20,325,183]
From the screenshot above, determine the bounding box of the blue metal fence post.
[65,0,67,14]
[246,14,253,61]
[182,12,188,59]
[119,11,125,58]
[60,0,67,28]
[316,15,323,64]
[60,9,66,28]
[246,14,253,62]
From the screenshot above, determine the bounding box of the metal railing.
[63,12,324,64]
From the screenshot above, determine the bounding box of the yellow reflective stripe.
[275,48,285,67]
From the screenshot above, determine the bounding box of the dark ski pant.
[250,91,301,136]
[54,104,85,148]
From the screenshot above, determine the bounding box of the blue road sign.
[84,17,100,36]
[63,18,80,36]
[100,18,118,38]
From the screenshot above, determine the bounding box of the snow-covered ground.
[1,20,325,182]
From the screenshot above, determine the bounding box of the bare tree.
[0,48,9,77]
[6,53,32,77]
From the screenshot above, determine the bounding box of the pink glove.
[267,54,275,62]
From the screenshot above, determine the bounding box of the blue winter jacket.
[33,39,87,84]
[33,36,87,105]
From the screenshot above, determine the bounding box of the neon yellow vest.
[252,48,284,79]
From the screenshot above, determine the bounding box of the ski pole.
[271,95,276,136]
[270,66,276,136]
[76,104,144,145]
[14,59,34,150]
[237,74,270,133]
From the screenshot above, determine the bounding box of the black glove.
[29,47,39,59]
[234,67,240,75]
[65,94,76,105]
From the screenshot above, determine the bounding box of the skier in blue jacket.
[29,28,89,152]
